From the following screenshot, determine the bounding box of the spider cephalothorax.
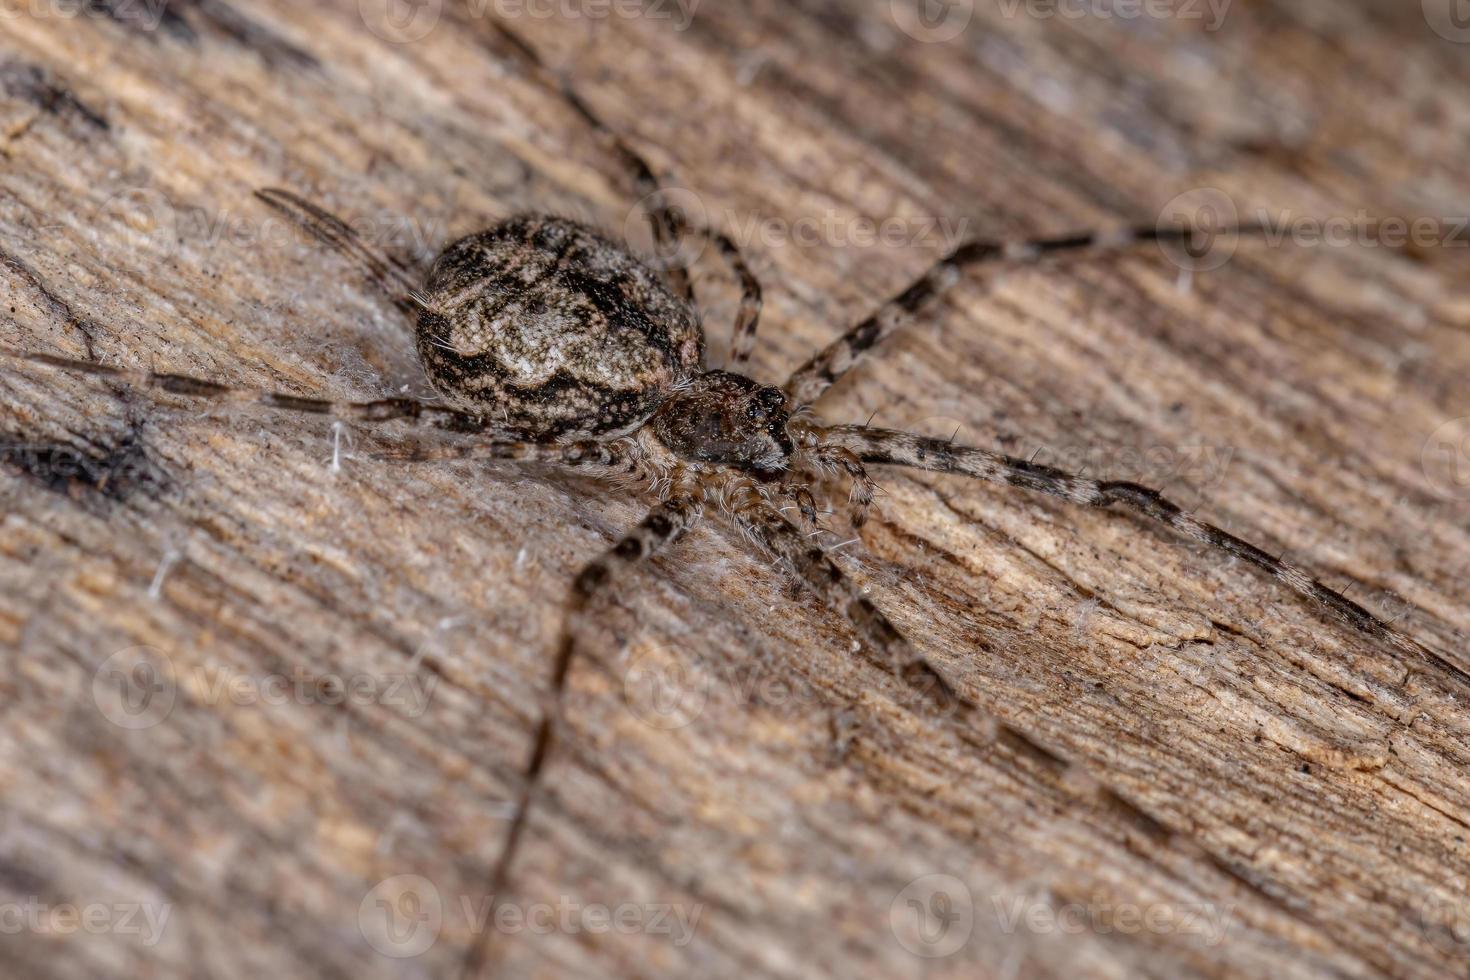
[649,371,794,475]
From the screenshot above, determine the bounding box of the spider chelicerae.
[0,20,1457,979]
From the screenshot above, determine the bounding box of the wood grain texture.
[2,2,1469,977]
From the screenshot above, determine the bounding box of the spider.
[0,19,1456,979]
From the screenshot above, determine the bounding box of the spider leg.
[800,442,877,528]
[0,344,486,431]
[725,481,963,698]
[716,231,764,369]
[724,485,1225,831]
[816,423,1463,679]
[486,17,765,351]
[783,223,1267,407]
[785,483,822,529]
[372,437,639,473]
[487,19,694,301]
[254,188,431,314]
[463,490,700,980]
[725,483,1304,910]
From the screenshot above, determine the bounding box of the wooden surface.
[2,2,1470,977]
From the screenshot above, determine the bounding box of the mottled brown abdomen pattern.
[416,216,704,441]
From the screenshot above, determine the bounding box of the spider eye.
[745,403,764,421]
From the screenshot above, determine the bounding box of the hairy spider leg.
[784,224,1269,406]
[816,423,1463,680]
[463,490,701,980]
[487,18,764,367]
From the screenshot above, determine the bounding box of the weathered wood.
[2,2,1469,977]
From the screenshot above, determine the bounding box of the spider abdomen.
[415,215,704,440]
